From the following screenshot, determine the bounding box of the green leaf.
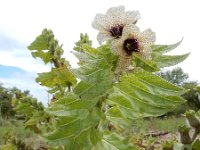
[195,86,200,93]
[74,68,113,100]
[1,143,17,150]
[28,29,54,50]
[73,33,92,52]
[73,44,116,100]
[133,53,159,72]
[153,53,190,68]
[31,50,53,64]
[52,93,79,105]
[46,106,103,149]
[36,67,77,88]
[45,93,104,149]
[108,87,175,119]
[43,44,114,148]
[192,139,200,150]
[28,28,66,69]
[46,45,116,150]
[151,40,190,68]
[46,119,82,141]
[106,69,186,121]
[106,106,136,126]
[48,100,98,118]
[73,43,117,69]
[14,103,35,117]
[152,39,182,54]
[93,131,135,150]
[133,69,187,96]
[48,93,98,114]
[28,28,76,97]
[173,143,185,150]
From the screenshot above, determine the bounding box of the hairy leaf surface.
[92,131,135,150]
[106,69,186,123]
[151,40,190,68]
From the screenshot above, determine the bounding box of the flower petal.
[110,39,123,55]
[140,29,156,45]
[122,24,140,37]
[106,6,126,26]
[92,14,112,29]
[97,33,111,44]
[110,39,119,53]
[106,6,125,16]
[139,46,152,60]
[124,11,141,24]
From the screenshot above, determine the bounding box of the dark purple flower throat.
[123,38,139,55]
[109,25,123,38]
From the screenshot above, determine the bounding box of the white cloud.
[0,48,50,73]
[0,72,49,106]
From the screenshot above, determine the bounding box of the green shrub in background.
[0,117,47,150]
[0,84,15,118]
[158,68,200,115]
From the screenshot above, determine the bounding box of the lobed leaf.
[153,53,190,68]
[36,67,77,88]
[106,69,186,122]
[74,68,113,100]
[133,69,187,96]
[73,44,116,100]
[28,29,54,51]
[133,53,159,72]
[152,39,182,54]
[46,108,103,149]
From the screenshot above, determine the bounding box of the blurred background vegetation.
[157,67,200,115]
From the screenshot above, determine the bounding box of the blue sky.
[0,65,49,105]
[0,0,200,104]
[0,65,26,78]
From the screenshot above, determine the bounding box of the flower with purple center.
[92,6,140,44]
[111,24,156,72]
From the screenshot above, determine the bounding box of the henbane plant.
[16,6,190,150]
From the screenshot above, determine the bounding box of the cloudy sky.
[0,0,199,105]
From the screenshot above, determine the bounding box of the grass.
[132,116,186,149]
[117,116,186,139]
[117,116,186,149]
[0,117,47,149]
[132,116,186,134]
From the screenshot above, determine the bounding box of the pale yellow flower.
[111,24,156,72]
[92,6,140,44]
